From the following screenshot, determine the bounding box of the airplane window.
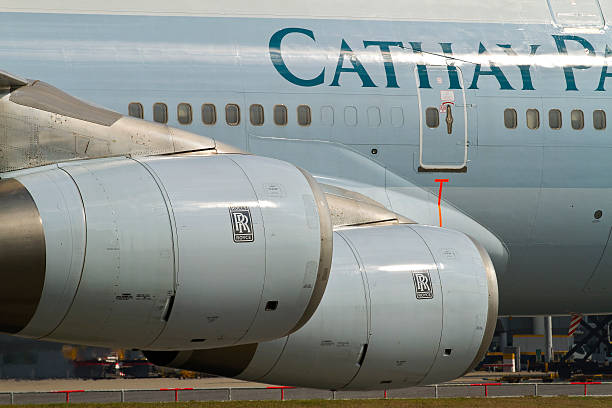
[177,103,192,125]
[549,109,562,130]
[201,103,217,125]
[128,102,143,119]
[345,106,358,127]
[153,103,168,124]
[571,110,584,130]
[367,107,381,127]
[249,104,264,126]
[426,107,440,128]
[504,108,517,129]
[274,105,287,126]
[391,107,404,127]
[225,104,240,126]
[297,105,311,126]
[321,106,334,126]
[526,109,539,130]
[594,110,606,130]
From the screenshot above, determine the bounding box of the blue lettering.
[330,39,376,88]
[497,44,540,91]
[469,43,514,90]
[408,42,431,89]
[439,43,462,89]
[363,41,403,88]
[553,35,596,91]
[596,45,612,91]
[269,28,325,87]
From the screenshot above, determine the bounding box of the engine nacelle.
[0,154,332,349]
[145,224,498,389]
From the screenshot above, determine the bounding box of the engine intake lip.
[463,236,499,375]
[0,178,46,334]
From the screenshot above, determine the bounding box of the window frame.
[177,102,193,125]
[225,103,241,126]
[344,106,358,127]
[320,105,334,127]
[249,104,265,126]
[153,102,168,124]
[526,108,540,130]
[426,107,440,128]
[297,104,312,127]
[201,103,217,126]
[273,104,288,126]
[548,109,562,130]
[594,109,607,130]
[571,109,584,130]
[367,106,381,128]
[504,108,518,130]
[128,102,144,119]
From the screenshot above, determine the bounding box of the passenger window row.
[504,108,606,131]
[128,102,312,127]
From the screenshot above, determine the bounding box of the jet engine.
[145,224,498,389]
[0,154,332,349]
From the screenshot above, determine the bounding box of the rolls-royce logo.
[413,272,433,300]
[229,206,254,243]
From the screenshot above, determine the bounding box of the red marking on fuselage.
[435,179,449,227]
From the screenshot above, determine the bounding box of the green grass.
[3,398,612,408]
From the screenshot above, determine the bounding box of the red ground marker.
[160,387,194,402]
[52,390,84,403]
[470,383,501,397]
[267,386,295,401]
[571,382,601,396]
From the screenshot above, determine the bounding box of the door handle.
[446,105,453,134]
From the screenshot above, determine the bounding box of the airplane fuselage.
[1,2,612,316]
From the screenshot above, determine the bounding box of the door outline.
[417,65,468,172]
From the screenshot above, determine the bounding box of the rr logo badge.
[412,272,433,300]
[229,206,254,243]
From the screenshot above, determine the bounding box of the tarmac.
[0,371,521,392]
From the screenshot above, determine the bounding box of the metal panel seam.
[41,166,87,339]
[130,157,179,347]
[408,226,445,386]
[333,229,372,390]
[225,155,268,345]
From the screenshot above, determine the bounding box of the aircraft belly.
[500,244,607,315]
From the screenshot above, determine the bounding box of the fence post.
[534,383,538,397]
[9,392,13,405]
[434,385,439,399]
[121,389,125,403]
[228,388,232,401]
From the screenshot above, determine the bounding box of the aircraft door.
[417,66,468,172]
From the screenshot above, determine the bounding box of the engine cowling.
[0,154,332,349]
[145,224,498,389]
